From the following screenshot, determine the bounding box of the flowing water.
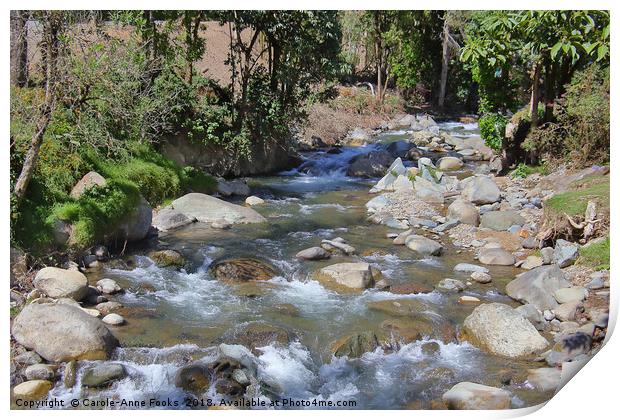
[44,122,553,409]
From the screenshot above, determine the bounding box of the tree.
[438,11,467,110]
[13,11,65,203]
[10,10,29,87]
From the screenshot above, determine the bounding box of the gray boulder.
[437,156,464,171]
[11,303,119,362]
[461,176,501,205]
[462,303,549,358]
[447,199,480,226]
[347,151,393,178]
[171,193,266,224]
[505,265,570,311]
[216,178,250,197]
[478,248,515,266]
[317,263,376,290]
[152,206,195,232]
[554,239,579,268]
[296,247,331,261]
[117,195,152,242]
[405,235,443,256]
[33,267,88,301]
[480,210,525,231]
[81,363,126,387]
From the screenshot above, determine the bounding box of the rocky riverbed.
[10,116,610,410]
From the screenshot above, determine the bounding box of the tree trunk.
[374,12,383,103]
[529,61,541,127]
[438,18,450,110]
[10,10,29,87]
[13,13,59,203]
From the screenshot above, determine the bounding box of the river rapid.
[45,122,554,409]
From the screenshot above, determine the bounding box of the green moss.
[577,236,610,270]
[545,175,609,217]
[511,163,550,178]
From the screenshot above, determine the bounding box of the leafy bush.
[578,236,610,270]
[479,113,507,151]
[511,163,549,179]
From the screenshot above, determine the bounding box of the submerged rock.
[210,258,277,282]
[331,331,382,358]
[175,364,211,395]
[462,303,548,358]
[148,249,186,267]
[81,363,126,387]
[229,322,290,352]
[442,382,511,410]
[11,303,119,362]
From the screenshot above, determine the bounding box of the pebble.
[102,313,125,326]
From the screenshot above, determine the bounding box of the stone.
[11,303,119,362]
[14,351,43,366]
[367,299,428,317]
[211,258,277,282]
[25,364,56,381]
[95,301,123,315]
[553,240,579,268]
[442,382,511,410]
[521,236,539,249]
[480,210,525,231]
[393,229,413,245]
[317,262,375,290]
[447,199,480,226]
[527,368,561,392]
[10,247,28,288]
[505,265,570,311]
[537,248,553,266]
[462,303,549,358]
[421,342,441,356]
[148,249,185,267]
[102,313,125,326]
[543,310,555,321]
[295,246,331,261]
[117,195,153,242]
[437,156,464,171]
[175,364,211,395]
[33,267,89,301]
[81,363,126,387]
[515,304,545,330]
[321,239,356,254]
[458,296,480,305]
[96,278,123,294]
[211,219,232,229]
[553,287,587,304]
[229,323,290,351]
[553,301,583,322]
[152,206,194,232]
[64,360,78,388]
[245,196,265,206]
[454,263,489,274]
[521,255,543,270]
[433,219,460,233]
[70,171,106,199]
[389,282,433,295]
[405,235,443,256]
[171,193,266,224]
[217,178,250,197]
[478,248,515,266]
[331,331,382,358]
[461,176,501,205]
[545,332,592,366]
[437,278,466,293]
[12,380,53,400]
[470,272,492,284]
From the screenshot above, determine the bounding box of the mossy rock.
[148,249,185,268]
[380,318,433,343]
[210,258,278,282]
[367,299,429,317]
[228,322,291,352]
[331,331,385,358]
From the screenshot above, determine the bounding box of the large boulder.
[442,382,511,410]
[462,303,549,358]
[478,248,515,266]
[347,151,393,178]
[152,206,195,232]
[316,262,376,290]
[386,140,414,159]
[405,235,443,256]
[447,199,480,226]
[11,303,119,362]
[461,176,501,205]
[171,193,266,224]
[480,210,525,231]
[33,267,88,301]
[505,265,570,311]
[117,195,152,242]
[70,171,107,199]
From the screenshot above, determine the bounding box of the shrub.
[479,113,507,151]
[577,236,610,270]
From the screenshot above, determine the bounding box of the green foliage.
[511,163,549,179]
[478,113,507,151]
[50,180,141,248]
[525,65,609,164]
[577,236,610,270]
[545,175,609,217]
